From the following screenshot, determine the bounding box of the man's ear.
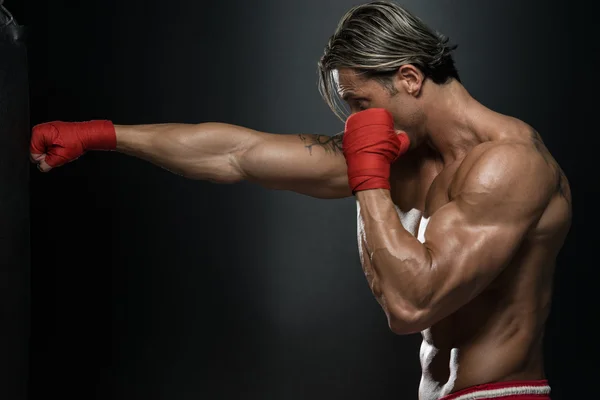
[396,65,425,97]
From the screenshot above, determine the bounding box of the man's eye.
[354,100,368,110]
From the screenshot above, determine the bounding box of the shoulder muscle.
[454,143,556,224]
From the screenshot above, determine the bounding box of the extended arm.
[356,144,557,334]
[31,121,352,199]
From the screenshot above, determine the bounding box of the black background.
[4,0,599,398]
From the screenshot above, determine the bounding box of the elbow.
[182,152,245,183]
[386,302,432,335]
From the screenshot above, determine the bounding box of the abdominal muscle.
[356,197,548,400]
[417,295,547,400]
[392,207,547,400]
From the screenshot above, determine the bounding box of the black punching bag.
[0,3,30,400]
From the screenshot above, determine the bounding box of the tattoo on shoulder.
[530,129,570,202]
[298,133,343,155]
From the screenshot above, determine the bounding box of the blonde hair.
[318,1,459,120]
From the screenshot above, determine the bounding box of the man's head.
[318,2,459,134]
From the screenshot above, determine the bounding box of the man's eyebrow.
[341,91,356,102]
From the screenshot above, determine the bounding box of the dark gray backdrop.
[5,0,597,399]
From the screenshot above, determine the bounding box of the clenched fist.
[30,120,117,172]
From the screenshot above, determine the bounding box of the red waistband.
[439,380,551,400]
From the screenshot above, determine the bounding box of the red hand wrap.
[342,109,410,193]
[30,120,117,167]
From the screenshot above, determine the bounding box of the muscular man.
[30,2,570,399]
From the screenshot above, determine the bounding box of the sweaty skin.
[106,123,349,199]
[333,64,571,399]
[111,117,570,400]
[361,134,569,399]
[30,79,570,400]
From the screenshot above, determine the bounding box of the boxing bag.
[0,3,30,400]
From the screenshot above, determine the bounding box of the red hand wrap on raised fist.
[342,108,410,193]
[30,120,117,168]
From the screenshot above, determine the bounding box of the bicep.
[420,145,555,320]
[239,132,351,198]
[423,199,530,311]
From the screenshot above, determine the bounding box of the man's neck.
[419,80,490,165]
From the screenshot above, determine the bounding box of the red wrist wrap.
[30,120,117,168]
[72,120,117,150]
[342,109,410,193]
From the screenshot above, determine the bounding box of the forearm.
[115,123,257,182]
[357,190,433,321]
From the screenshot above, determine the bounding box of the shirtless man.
[29,2,570,399]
